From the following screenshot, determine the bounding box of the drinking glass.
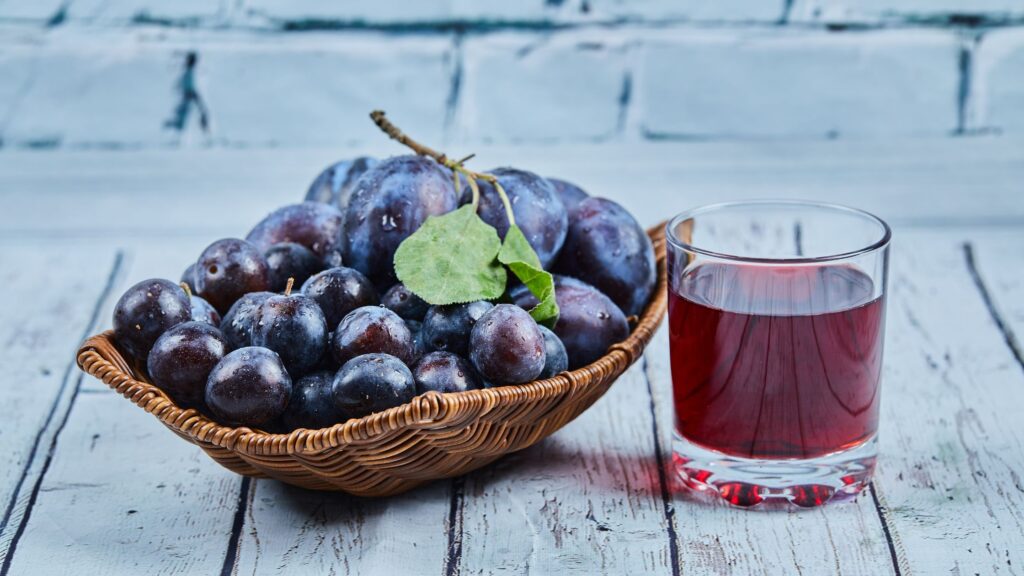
[665,200,891,507]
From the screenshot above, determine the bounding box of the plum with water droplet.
[553,197,656,317]
[469,304,546,385]
[381,282,429,321]
[331,306,416,366]
[264,242,323,292]
[413,351,482,394]
[305,156,378,213]
[113,278,191,364]
[252,287,327,376]
[547,178,589,213]
[246,202,344,259]
[301,267,379,330]
[341,155,458,288]
[205,347,292,428]
[512,275,628,369]
[332,353,416,419]
[147,321,227,406]
[195,238,270,314]
[460,167,567,268]
[281,371,340,430]
[422,301,493,356]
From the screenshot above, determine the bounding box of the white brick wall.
[456,32,627,143]
[65,0,229,24]
[1,34,181,148]
[973,28,1024,134]
[791,0,1024,23]
[240,0,572,25]
[585,0,785,23]
[638,30,961,138]
[201,34,453,147]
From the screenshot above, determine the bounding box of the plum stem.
[179,282,192,299]
[370,110,515,227]
[284,277,294,296]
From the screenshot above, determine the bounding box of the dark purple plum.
[332,353,416,419]
[381,283,430,321]
[459,167,567,268]
[281,371,340,430]
[331,306,416,366]
[113,278,191,364]
[341,155,458,288]
[147,321,227,406]
[469,304,545,385]
[189,294,221,326]
[553,197,656,317]
[246,202,344,259]
[195,238,270,314]
[205,347,292,428]
[548,178,589,213]
[304,156,378,213]
[264,242,323,292]
[413,351,482,394]
[406,319,428,362]
[181,263,198,293]
[252,289,327,376]
[301,267,379,330]
[219,291,273,350]
[512,275,629,369]
[538,325,569,379]
[421,301,494,357]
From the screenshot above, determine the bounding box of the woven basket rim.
[77,223,668,457]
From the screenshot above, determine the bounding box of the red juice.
[669,262,884,460]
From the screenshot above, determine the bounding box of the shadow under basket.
[77,224,669,497]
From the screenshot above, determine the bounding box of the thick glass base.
[672,433,877,508]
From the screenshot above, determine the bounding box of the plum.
[422,301,493,357]
[381,283,429,321]
[331,306,416,366]
[305,156,378,213]
[341,155,458,288]
[181,263,198,293]
[195,238,270,314]
[302,267,379,330]
[188,294,221,326]
[554,197,656,317]
[251,288,327,376]
[246,202,344,259]
[548,178,589,213]
[219,291,273,350]
[469,304,546,385]
[147,321,227,406]
[281,371,340,430]
[264,242,323,292]
[406,319,429,362]
[205,347,292,428]
[512,275,629,369]
[460,168,567,268]
[413,351,482,394]
[113,278,191,364]
[538,325,569,379]
[332,353,416,419]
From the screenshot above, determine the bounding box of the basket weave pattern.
[77,225,668,496]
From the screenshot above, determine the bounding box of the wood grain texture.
[2,242,242,576]
[870,230,1024,575]
[0,246,122,565]
[232,480,451,575]
[456,362,678,575]
[644,328,898,575]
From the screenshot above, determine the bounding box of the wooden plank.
[866,229,1024,574]
[0,245,123,565]
[644,327,898,575]
[232,480,451,575]
[456,362,679,575]
[965,231,1024,371]
[1,241,242,576]
[1,137,1023,240]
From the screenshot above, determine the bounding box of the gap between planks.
[0,251,125,576]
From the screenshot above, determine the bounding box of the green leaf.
[394,205,506,305]
[498,225,559,327]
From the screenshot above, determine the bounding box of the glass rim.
[665,199,892,264]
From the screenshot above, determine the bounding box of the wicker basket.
[76,224,668,497]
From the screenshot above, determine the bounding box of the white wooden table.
[1,138,1023,575]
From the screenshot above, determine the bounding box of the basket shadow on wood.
[77,224,669,497]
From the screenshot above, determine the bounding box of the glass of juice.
[665,200,891,507]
